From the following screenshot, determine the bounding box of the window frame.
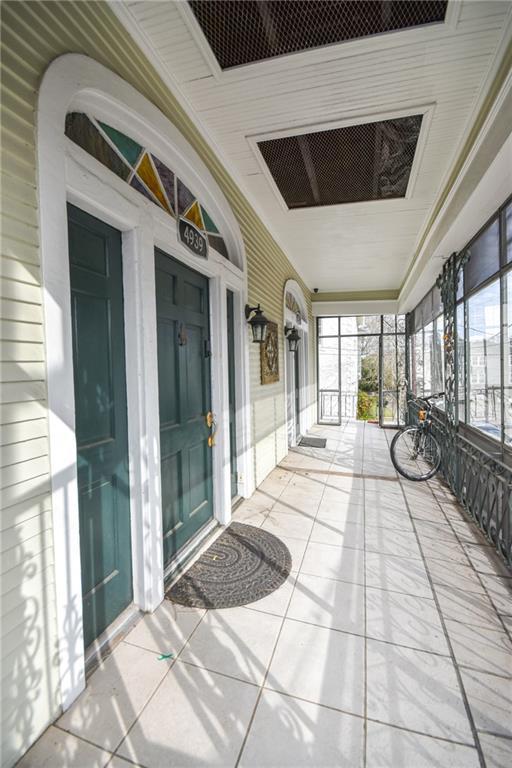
[408,194,512,453]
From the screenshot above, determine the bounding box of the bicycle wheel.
[390,426,441,481]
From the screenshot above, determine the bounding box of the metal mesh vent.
[189,1,448,70]
[258,115,423,208]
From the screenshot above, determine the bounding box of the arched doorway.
[38,54,252,706]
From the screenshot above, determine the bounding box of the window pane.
[506,204,512,264]
[465,219,500,294]
[340,336,360,419]
[382,335,397,424]
[318,337,339,390]
[505,272,512,443]
[397,314,406,334]
[339,315,381,334]
[424,322,433,395]
[397,335,407,424]
[467,279,501,440]
[456,303,466,421]
[318,337,339,422]
[456,266,464,301]
[339,316,359,334]
[414,330,424,396]
[383,315,395,333]
[318,317,338,335]
[433,314,444,399]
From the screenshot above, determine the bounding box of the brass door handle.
[205,411,217,446]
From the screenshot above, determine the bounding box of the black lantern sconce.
[245,304,269,343]
[284,325,300,353]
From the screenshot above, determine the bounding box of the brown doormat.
[166,522,291,609]
[299,436,327,448]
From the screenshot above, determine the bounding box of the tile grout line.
[109,608,211,761]
[122,626,512,679]
[425,480,512,643]
[362,421,368,768]
[233,444,332,767]
[383,429,487,768]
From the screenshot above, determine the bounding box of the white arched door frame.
[37,54,253,710]
[283,280,311,447]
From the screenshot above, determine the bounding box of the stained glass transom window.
[65,113,230,261]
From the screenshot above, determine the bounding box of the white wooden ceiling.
[120,1,511,292]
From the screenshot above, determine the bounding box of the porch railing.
[319,390,358,422]
[408,401,511,570]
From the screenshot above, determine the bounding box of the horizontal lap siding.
[0,1,314,764]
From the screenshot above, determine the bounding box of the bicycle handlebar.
[407,392,445,407]
[423,392,445,402]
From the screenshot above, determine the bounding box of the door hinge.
[204,339,211,358]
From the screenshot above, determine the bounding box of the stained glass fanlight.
[65,112,231,261]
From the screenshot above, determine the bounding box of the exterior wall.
[0,2,314,764]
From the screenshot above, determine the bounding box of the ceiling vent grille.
[257,115,423,209]
[189,1,448,70]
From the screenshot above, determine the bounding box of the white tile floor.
[20,423,512,768]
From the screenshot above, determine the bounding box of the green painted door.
[68,204,132,650]
[226,290,238,498]
[155,250,214,565]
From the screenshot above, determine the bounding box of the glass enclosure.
[317,315,406,426]
[408,196,512,448]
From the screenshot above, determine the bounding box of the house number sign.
[178,217,208,259]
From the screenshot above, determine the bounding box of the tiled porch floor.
[21,423,512,767]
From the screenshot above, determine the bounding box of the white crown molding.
[108,0,306,283]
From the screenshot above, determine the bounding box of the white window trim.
[37,54,254,712]
[283,280,312,446]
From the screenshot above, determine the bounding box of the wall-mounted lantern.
[245,304,269,343]
[284,325,300,353]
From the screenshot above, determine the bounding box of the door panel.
[68,204,132,650]
[155,250,213,565]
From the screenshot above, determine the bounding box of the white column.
[123,216,164,612]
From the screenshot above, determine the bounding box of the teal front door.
[155,250,214,565]
[68,204,133,650]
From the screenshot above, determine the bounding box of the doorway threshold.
[84,603,142,677]
[164,518,220,587]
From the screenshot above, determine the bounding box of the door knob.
[205,411,217,447]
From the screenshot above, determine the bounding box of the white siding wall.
[0,2,315,764]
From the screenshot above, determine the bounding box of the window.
[408,196,511,447]
[423,322,433,395]
[317,315,405,425]
[505,203,512,264]
[413,330,424,396]
[465,218,500,294]
[467,280,501,438]
[456,303,466,421]
[504,273,512,444]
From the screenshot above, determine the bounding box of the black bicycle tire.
[390,426,441,481]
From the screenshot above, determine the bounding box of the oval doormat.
[166,522,292,609]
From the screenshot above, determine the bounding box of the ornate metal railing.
[319,390,358,422]
[408,400,512,569]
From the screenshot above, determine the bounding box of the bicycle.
[390,393,445,481]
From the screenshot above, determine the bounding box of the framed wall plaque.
[260,321,279,384]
